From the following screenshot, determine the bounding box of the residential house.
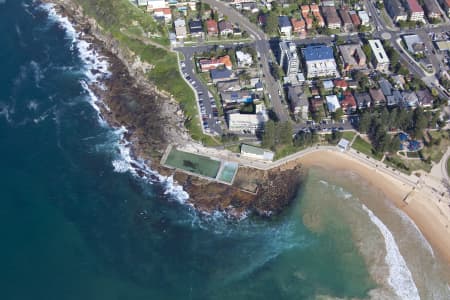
[391,75,406,89]
[423,0,442,19]
[278,16,292,38]
[287,85,309,119]
[302,45,339,79]
[310,96,324,113]
[220,90,253,107]
[416,89,434,107]
[279,41,300,83]
[153,8,172,22]
[369,88,387,106]
[174,18,187,39]
[236,51,253,67]
[402,91,419,107]
[334,79,348,91]
[310,4,325,27]
[355,92,372,109]
[291,18,306,36]
[199,55,232,72]
[339,8,353,32]
[340,91,357,114]
[379,79,393,96]
[323,80,334,91]
[301,5,314,29]
[326,95,341,112]
[387,90,403,106]
[358,10,371,25]
[339,44,367,71]
[218,20,234,36]
[384,0,408,22]
[145,0,166,11]
[403,34,425,54]
[322,6,341,29]
[216,79,241,92]
[211,69,234,83]
[206,19,218,36]
[189,20,204,37]
[136,0,148,6]
[406,0,425,22]
[368,39,390,73]
[349,11,361,27]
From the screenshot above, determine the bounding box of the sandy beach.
[298,150,450,266]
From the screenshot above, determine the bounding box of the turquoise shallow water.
[0,1,414,299]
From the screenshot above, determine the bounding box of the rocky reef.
[45,0,305,218]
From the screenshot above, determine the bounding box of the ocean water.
[1,1,450,299]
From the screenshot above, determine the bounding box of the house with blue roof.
[210,69,234,83]
[278,16,292,39]
[302,45,338,79]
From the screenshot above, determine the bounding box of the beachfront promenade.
[176,142,450,204]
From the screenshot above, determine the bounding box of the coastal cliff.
[44,0,304,217]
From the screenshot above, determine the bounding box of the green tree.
[278,121,293,145]
[265,12,278,36]
[262,120,276,149]
[331,108,344,121]
[413,107,427,139]
[358,111,371,133]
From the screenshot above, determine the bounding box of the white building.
[326,95,341,112]
[236,51,253,67]
[228,104,268,134]
[368,39,390,73]
[146,0,166,11]
[240,144,274,161]
[278,16,292,39]
[174,18,187,39]
[358,11,370,26]
[302,45,339,79]
[279,41,299,83]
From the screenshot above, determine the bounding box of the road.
[366,0,447,97]
[201,0,289,122]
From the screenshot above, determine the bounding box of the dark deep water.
[0,1,397,299]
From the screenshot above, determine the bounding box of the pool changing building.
[241,144,274,161]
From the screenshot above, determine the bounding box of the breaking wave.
[41,3,190,205]
[362,204,420,300]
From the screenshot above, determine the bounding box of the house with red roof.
[349,11,361,27]
[340,91,357,114]
[334,79,348,91]
[291,18,306,34]
[199,55,233,72]
[153,8,172,23]
[406,0,425,22]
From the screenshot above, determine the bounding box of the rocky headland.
[44,0,304,218]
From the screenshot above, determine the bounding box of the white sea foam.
[41,3,190,207]
[362,204,420,300]
[393,205,435,258]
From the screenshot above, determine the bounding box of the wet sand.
[298,150,450,266]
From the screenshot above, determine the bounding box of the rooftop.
[303,45,334,61]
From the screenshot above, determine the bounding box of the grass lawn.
[351,136,382,160]
[342,131,356,142]
[274,144,305,160]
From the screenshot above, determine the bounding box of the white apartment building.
[279,41,300,83]
[368,39,390,73]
